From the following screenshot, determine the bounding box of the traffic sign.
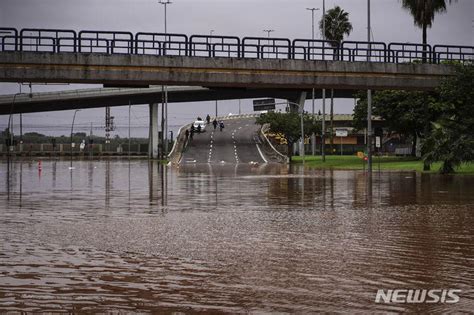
[253,98,276,111]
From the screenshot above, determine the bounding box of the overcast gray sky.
[1,0,473,137]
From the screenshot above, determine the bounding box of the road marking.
[255,143,268,163]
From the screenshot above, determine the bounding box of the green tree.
[423,65,474,173]
[319,6,353,45]
[353,90,440,157]
[401,0,455,62]
[256,112,321,161]
[319,6,353,152]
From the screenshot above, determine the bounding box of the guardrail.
[1,27,473,64]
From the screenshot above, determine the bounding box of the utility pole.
[209,30,214,56]
[307,7,319,156]
[89,122,93,158]
[159,0,172,157]
[263,29,274,58]
[128,100,131,158]
[367,0,372,173]
[70,109,80,169]
[321,0,326,162]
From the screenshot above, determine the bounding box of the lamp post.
[263,29,274,58]
[70,109,80,169]
[367,0,373,173]
[159,0,172,157]
[306,7,319,156]
[7,93,21,153]
[321,0,326,162]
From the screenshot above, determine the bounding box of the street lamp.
[263,29,274,58]
[321,0,326,162]
[70,109,80,169]
[159,0,172,158]
[306,7,319,156]
[367,0,373,173]
[306,8,319,41]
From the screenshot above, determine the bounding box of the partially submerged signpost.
[335,129,348,156]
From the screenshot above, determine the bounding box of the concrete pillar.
[149,103,159,159]
[289,91,307,113]
[292,92,307,157]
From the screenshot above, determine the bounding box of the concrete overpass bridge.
[0,27,472,91]
[1,27,472,159]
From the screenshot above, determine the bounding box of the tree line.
[256,0,472,173]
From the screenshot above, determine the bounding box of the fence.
[0,143,149,156]
[1,27,472,64]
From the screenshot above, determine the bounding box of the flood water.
[0,159,473,313]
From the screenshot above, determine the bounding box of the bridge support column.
[288,92,306,113]
[289,92,307,156]
[148,103,159,159]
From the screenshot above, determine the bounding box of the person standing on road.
[206,114,211,125]
[197,124,202,133]
[212,119,218,130]
[219,121,225,132]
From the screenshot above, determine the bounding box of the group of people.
[211,118,225,132]
[205,114,225,131]
[185,114,226,142]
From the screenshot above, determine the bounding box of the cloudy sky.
[1,0,473,137]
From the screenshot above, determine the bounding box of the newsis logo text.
[375,289,461,304]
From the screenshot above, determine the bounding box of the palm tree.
[319,6,353,152]
[401,0,455,62]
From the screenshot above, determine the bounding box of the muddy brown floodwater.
[0,159,473,313]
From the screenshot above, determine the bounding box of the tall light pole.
[306,8,319,41]
[307,7,319,156]
[159,0,172,157]
[70,109,80,169]
[367,0,372,173]
[263,29,274,58]
[321,0,326,162]
[159,0,172,34]
[210,29,217,118]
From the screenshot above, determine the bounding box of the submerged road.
[180,117,266,164]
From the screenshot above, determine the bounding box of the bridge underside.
[0,51,453,91]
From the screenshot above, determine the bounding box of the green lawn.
[291,155,474,174]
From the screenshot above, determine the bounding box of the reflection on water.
[0,159,473,313]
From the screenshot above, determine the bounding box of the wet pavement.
[0,159,473,313]
[181,118,266,164]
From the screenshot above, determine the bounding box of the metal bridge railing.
[0,27,472,64]
[135,32,188,56]
[189,35,240,58]
[292,39,339,61]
